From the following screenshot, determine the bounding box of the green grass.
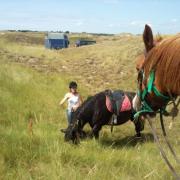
[0,32,179,179]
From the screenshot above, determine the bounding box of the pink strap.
[106,96,113,113]
[120,95,131,112]
[106,95,132,113]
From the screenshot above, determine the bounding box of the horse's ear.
[143,24,154,52]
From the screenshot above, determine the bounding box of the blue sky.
[0,0,180,34]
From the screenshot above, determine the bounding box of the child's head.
[69,81,77,94]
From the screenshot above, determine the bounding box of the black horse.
[64,90,144,143]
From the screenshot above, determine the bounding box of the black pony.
[64,90,144,143]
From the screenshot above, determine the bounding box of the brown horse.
[133,24,180,114]
[133,24,180,179]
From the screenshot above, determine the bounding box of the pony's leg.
[89,119,102,139]
[134,116,145,137]
[91,109,107,139]
[78,120,87,139]
[89,125,103,139]
[92,124,102,139]
[88,111,100,139]
[134,123,141,137]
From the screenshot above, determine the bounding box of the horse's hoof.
[136,133,141,138]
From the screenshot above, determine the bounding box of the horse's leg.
[134,116,145,137]
[89,94,110,139]
[168,95,180,129]
[134,123,141,137]
[92,124,102,139]
[77,119,87,139]
[91,115,111,139]
[88,111,103,139]
[88,123,102,139]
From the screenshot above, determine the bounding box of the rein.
[146,115,180,180]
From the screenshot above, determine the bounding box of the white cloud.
[107,23,120,27]
[107,21,151,29]
[130,20,152,27]
[101,0,120,4]
[171,18,178,23]
[107,23,124,28]
[107,24,114,27]
[130,21,139,25]
[75,22,83,26]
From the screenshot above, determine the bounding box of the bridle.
[134,55,180,179]
[134,66,170,121]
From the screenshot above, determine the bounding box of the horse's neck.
[155,76,177,97]
[146,93,168,111]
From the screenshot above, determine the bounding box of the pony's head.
[64,122,80,144]
[64,96,93,143]
[64,120,87,144]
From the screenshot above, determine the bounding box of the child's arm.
[59,93,68,106]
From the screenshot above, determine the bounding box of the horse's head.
[64,121,80,144]
[64,119,87,144]
[133,24,164,112]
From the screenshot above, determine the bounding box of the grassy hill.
[0,32,143,93]
[0,32,179,179]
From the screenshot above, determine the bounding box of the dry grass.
[0,32,144,94]
[0,32,179,180]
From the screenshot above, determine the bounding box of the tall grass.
[0,33,179,179]
[0,34,144,94]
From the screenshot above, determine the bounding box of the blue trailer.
[45,33,69,49]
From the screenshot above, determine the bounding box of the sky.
[0,0,180,34]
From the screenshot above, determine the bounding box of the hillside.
[0,32,179,180]
[0,32,143,93]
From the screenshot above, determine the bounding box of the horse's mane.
[143,35,180,94]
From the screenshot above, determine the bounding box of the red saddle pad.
[106,95,132,113]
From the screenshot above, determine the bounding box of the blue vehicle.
[75,39,96,47]
[45,33,69,49]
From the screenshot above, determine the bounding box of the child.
[59,81,83,132]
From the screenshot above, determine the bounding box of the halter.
[134,69,170,121]
[134,33,180,178]
[134,69,180,179]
